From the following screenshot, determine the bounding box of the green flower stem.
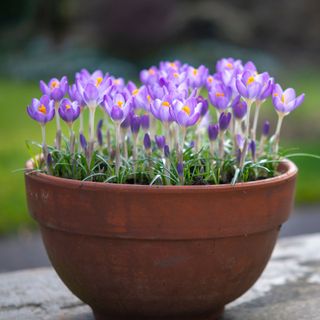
[273,113,285,154]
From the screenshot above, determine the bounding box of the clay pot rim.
[25,158,297,192]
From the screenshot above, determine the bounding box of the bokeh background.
[0,0,320,236]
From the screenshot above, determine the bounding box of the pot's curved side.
[40,226,279,319]
[25,161,297,240]
[24,160,298,320]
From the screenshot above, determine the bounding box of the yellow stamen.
[114,79,120,85]
[226,62,233,69]
[193,68,198,76]
[117,101,124,108]
[173,72,179,78]
[162,101,170,107]
[50,81,58,88]
[182,106,191,115]
[207,76,213,83]
[148,68,155,75]
[95,77,103,87]
[215,92,225,98]
[147,95,152,103]
[38,104,47,114]
[246,76,255,85]
[169,62,176,69]
[65,104,71,110]
[273,93,278,97]
[132,89,139,96]
[281,94,285,103]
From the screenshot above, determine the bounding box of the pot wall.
[25,160,297,319]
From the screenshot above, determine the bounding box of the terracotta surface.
[25,160,297,320]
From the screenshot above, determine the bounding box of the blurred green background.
[0,0,320,235]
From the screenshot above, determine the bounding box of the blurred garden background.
[0,0,320,235]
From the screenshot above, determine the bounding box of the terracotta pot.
[25,160,297,320]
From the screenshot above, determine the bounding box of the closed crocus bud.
[189,141,195,148]
[130,115,141,134]
[219,112,232,131]
[197,96,209,116]
[208,124,219,141]
[232,96,247,120]
[249,140,256,159]
[47,153,53,167]
[97,127,103,147]
[262,120,270,136]
[164,145,170,157]
[143,133,151,150]
[155,135,166,149]
[79,133,87,150]
[177,162,184,176]
[236,134,245,150]
[140,114,150,130]
[121,113,131,129]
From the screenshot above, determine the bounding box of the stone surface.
[0,234,320,319]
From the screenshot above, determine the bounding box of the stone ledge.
[1,233,320,319]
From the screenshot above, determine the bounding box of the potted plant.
[25,58,303,320]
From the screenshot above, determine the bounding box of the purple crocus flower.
[232,96,247,120]
[236,71,262,100]
[187,65,208,88]
[197,96,209,117]
[155,135,166,149]
[249,140,256,159]
[262,120,270,136]
[150,94,175,122]
[208,83,233,111]
[177,162,184,176]
[170,97,201,127]
[76,69,112,107]
[208,124,219,141]
[40,76,68,102]
[27,95,55,124]
[236,134,245,151]
[103,93,133,123]
[68,84,85,108]
[216,58,243,73]
[79,133,87,151]
[120,113,132,129]
[130,115,141,134]
[256,72,274,101]
[58,98,80,125]
[96,119,103,146]
[140,114,150,130]
[140,66,158,85]
[143,133,151,150]
[272,84,305,115]
[164,145,170,157]
[219,112,232,131]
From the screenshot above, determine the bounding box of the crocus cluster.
[27,58,305,185]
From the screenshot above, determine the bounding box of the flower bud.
[143,133,151,150]
[177,162,184,176]
[208,124,219,141]
[130,115,141,134]
[80,133,87,150]
[155,135,166,149]
[219,112,231,131]
[262,120,270,136]
[140,115,150,130]
[164,145,170,158]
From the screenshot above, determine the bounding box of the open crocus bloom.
[236,70,262,100]
[58,98,80,125]
[208,82,233,111]
[27,95,55,124]
[40,77,68,102]
[170,97,201,127]
[272,84,305,116]
[103,93,132,123]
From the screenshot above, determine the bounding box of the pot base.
[93,307,225,320]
